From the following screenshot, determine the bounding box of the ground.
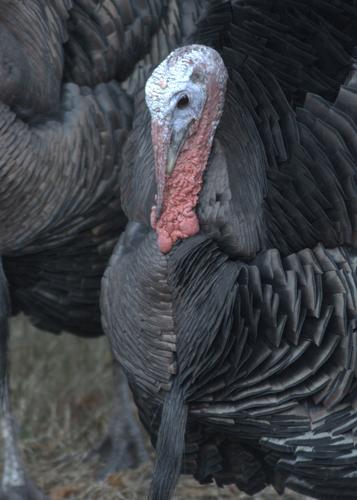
[1,316,308,500]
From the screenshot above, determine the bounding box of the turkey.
[0,0,205,498]
[101,1,357,499]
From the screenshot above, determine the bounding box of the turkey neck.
[199,82,268,258]
[154,79,225,253]
[153,122,211,253]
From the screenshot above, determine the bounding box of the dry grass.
[2,316,308,500]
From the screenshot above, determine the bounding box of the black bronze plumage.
[2,0,206,335]
[101,1,357,499]
[0,0,204,498]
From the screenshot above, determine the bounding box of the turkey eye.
[177,95,189,109]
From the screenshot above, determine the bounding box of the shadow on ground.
[1,316,308,500]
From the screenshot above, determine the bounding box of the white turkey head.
[145,44,228,253]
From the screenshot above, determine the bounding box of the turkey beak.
[151,119,190,220]
[151,119,170,220]
[166,126,189,176]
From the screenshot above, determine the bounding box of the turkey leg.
[0,261,47,500]
[88,360,149,478]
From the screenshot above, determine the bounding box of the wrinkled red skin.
[151,78,222,253]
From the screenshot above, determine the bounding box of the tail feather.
[148,384,187,500]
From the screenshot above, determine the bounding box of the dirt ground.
[2,316,308,500]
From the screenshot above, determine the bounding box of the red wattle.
[152,75,224,253]
[157,230,173,253]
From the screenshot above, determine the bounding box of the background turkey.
[0,0,207,498]
[101,1,357,499]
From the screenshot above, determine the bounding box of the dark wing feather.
[224,0,357,108]
[266,66,357,253]
[0,81,132,254]
[1,80,132,335]
[64,0,169,86]
[190,0,357,256]
[64,0,207,88]
[0,0,71,118]
[4,208,126,337]
[168,238,357,497]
